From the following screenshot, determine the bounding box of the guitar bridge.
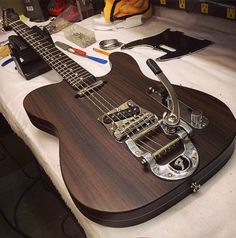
[98,100,199,180]
[98,100,158,141]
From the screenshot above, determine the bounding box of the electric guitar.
[2,9,236,227]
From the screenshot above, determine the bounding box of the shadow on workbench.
[0,114,87,238]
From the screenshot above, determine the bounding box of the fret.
[61,60,78,68]
[63,68,86,80]
[67,72,91,84]
[67,70,91,80]
[49,48,61,55]
[67,75,83,84]
[55,59,85,75]
[57,65,78,77]
[9,20,95,89]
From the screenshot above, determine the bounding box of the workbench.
[0,7,236,238]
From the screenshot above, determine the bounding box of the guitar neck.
[9,20,94,89]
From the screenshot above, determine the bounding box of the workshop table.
[0,7,236,238]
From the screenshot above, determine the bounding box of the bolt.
[141,159,146,164]
[167,115,177,123]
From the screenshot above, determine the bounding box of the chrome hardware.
[129,119,160,142]
[147,87,209,129]
[161,118,193,136]
[99,98,199,180]
[191,109,209,129]
[147,59,180,128]
[99,39,123,50]
[98,57,203,181]
[146,58,209,130]
[76,80,104,96]
[152,136,181,158]
[126,129,199,180]
[103,105,140,124]
[113,113,157,141]
[98,100,159,141]
[191,182,201,192]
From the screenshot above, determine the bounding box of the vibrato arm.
[146,59,180,128]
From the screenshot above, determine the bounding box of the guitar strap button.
[191,182,201,193]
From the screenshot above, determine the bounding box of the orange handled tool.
[93,48,110,56]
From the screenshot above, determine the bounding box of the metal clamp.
[99,39,123,50]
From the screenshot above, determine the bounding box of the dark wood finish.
[24,52,236,227]
[5,8,235,227]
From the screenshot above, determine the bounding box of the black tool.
[121,29,213,61]
[8,26,52,80]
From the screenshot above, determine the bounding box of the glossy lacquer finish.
[24,53,236,227]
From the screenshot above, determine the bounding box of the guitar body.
[24,52,236,227]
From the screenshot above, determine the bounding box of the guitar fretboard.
[9,20,96,89]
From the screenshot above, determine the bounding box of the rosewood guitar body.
[24,53,236,227]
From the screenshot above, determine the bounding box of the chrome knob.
[191,109,203,129]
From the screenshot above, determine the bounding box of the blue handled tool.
[55,41,108,64]
[1,57,14,67]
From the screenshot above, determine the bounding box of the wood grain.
[23,52,236,227]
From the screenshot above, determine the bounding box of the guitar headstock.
[1,8,19,31]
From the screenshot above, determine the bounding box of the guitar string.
[8,19,168,154]
[21,29,166,153]
[14,24,175,156]
[9,20,164,154]
[9,22,111,113]
[9,20,166,154]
